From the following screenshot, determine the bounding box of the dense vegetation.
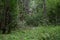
[0,0,60,40]
[0,26,60,40]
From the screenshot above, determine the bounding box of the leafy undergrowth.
[0,26,60,40]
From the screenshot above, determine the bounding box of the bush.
[25,14,43,26]
[48,1,60,25]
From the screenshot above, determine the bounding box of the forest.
[0,0,60,40]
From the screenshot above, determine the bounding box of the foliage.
[25,14,43,26]
[0,0,60,34]
[24,0,60,26]
[47,0,60,25]
[0,26,60,40]
[0,0,19,33]
[9,0,18,28]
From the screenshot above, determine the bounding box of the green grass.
[0,26,60,40]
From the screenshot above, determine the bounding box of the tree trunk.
[43,0,47,25]
[2,0,11,34]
